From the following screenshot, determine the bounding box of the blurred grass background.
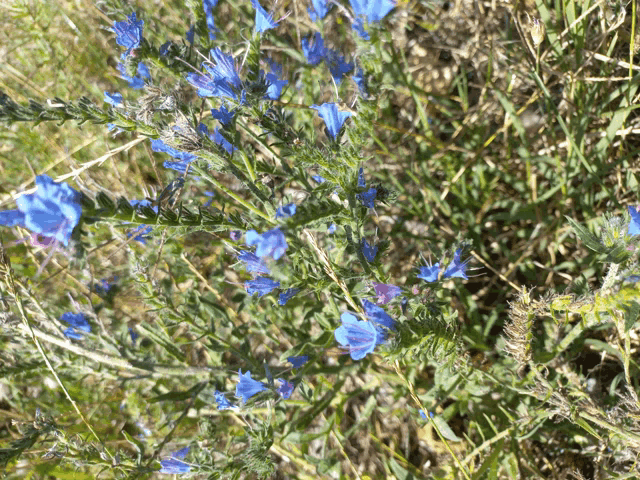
[2,0,640,478]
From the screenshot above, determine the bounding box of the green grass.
[2,0,640,478]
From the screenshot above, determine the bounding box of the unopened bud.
[530,18,545,47]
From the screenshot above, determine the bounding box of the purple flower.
[60,312,91,340]
[334,312,381,360]
[159,447,191,474]
[372,282,402,304]
[361,238,377,262]
[309,0,330,21]
[246,227,288,260]
[287,355,309,368]
[104,91,123,106]
[277,379,294,399]
[230,230,242,241]
[237,250,271,275]
[245,277,280,296]
[311,103,352,140]
[214,390,236,410]
[357,187,377,208]
[236,370,267,402]
[211,105,235,126]
[629,206,640,236]
[252,0,279,33]
[113,12,144,56]
[0,175,82,246]
[276,203,296,219]
[202,0,218,40]
[417,262,440,282]
[279,288,300,305]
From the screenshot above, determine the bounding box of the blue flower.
[104,91,123,106]
[419,410,434,419]
[186,25,195,45]
[113,12,144,56]
[151,139,197,173]
[0,175,82,246]
[287,355,309,368]
[357,167,366,188]
[213,126,235,154]
[236,370,267,402]
[361,238,377,262]
[372,282,402,304]
[159,447,191,474]
[325,51,354,83]
[309,0,330,21]
[276,203,296,219]
[202,0,218,40]
[277,379,294,399]
[129,327,139,345]
[237,250,271,275]
[353,68,367,94]
[263,71,288,100]
[246,227,288,260]
[159,41,172,56]
[311,103,352,140]
[60,312,91,340]
[349,0,395,39]
[312,175,327,184]
[357,187,377,208]
[252,0,278,33]
[417,262,440,282]
[442,249,470,280]
[279,288,300,305]
[629,206,640,236]
[205,48,243,99]
[214,390,236,410]
[127,225,153,244]
[116,62,151,90]
[328,223,337,234]
[362,298,394,337]
[302,32,326,66]
[245,277,280,296]
[211,105,235,126]
[187,49,243,100]
[334,312,381,360]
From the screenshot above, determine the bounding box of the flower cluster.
[417,249,471,283]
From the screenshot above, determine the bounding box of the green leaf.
[565,216,606,253]
[432,414,462,442]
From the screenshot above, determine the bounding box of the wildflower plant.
[2,0,640,478]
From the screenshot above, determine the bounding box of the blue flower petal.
[311,103,352,140]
